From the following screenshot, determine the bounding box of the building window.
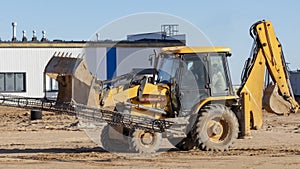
[0,72,26,92]
[46,76,58,92]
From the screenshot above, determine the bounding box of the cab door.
[208,53,233,96]
[177,53,209,116]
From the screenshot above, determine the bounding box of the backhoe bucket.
[263,84,292,115]
[44,53,100,108]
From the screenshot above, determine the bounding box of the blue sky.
[1,0,300,84]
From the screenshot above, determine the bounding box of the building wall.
[116,47,160,76]
[0,45,180,98]
[84,47,161,80]
[84,47,107,80]
[0,48,82,97]
[289,71,300,96]
[0,47,161,98]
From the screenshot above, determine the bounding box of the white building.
[0,40,184,98]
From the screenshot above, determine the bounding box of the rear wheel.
[196,104,239,151]
[130,130,162,153]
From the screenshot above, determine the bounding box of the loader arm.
[238,20,299,137]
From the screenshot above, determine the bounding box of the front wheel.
[196,104,239,151]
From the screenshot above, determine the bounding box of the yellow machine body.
[238,21,299,136]
[102,83,169,119]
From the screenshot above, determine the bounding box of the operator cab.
[158,46,233,116]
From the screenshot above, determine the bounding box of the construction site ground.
[0,106,299,169]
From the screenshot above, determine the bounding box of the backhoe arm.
[238,20,299,137]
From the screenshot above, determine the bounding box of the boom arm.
[238,20,299,137]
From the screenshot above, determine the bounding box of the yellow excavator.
[42,20,298,153]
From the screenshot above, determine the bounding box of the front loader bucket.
[263,84,292,115]
[44,53,100,108]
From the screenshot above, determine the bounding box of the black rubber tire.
[100,125,129,152]
[131,130,162,154]
[168,137,196,151]
[196,104,239,151]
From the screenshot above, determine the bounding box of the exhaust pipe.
[12,22,17,42]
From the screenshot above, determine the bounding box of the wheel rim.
[139,131,155,146]
[206,117,229,143]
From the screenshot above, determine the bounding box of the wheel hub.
[141,132,154,145]
[211,122,223,135]
[207,120,225,142]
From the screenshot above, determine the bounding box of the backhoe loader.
[42,20,298,153]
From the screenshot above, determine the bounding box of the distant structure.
[41,31,47,42]
[127,24,186,43]
[12,22,17,42]
[289,70,300,103]
[0,22,186,98]
[22,30,27,42]
[32,30,37,42]
[161,24,179,36]
[96,33,100,41]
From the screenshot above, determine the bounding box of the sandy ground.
[0,106,299,169]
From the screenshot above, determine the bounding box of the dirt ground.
[0,106,299,169]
